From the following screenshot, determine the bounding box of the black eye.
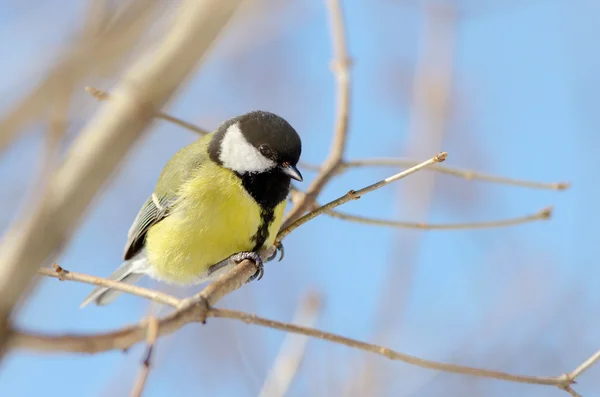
[259,144,273,158]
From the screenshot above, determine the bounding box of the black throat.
[237,169,290,251]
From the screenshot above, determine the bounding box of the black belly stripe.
[251,208,275,251]
[237,168,290,252]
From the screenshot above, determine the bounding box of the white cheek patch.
[219,124,276,173]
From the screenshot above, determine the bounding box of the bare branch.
[38,266,180,308]
[259,291,323,397]
[85,86,210,136]
[130,316,159,397]
[280,0,352,228]
[10,259,256,353]
[277,152,447,241]
[567,348,600,381]
[8,299,579,390]
[344,159,570,191]
[560,385,583,397]
[14,268,600,394]
[0,0,242,356]
[325,206,552,230]
[209,309,573,388]
[301,159,570,191]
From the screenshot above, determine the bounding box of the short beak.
[280,163,303,181]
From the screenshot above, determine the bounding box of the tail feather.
[80,257,147,308]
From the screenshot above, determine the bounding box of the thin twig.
[209,308,572,388]
[343,159,570,191]
[301,159,570,191]
[567,348,600,381]
[11,258,259,354]
[38,266,180,308]
[277,152,447,241]
[130,316,159,397]
[325,206,552,230]
[279,0,352,229]
[560,385,583,397]
[85,87,210,136]
[259,291,323,397]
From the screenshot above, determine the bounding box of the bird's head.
[209,111,303,181]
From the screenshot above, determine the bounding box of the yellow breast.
[145,161,286,284]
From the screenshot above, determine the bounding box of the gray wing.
[123,193,174,260]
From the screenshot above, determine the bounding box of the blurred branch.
[130,316,159,397]
[362,5,455,394]
[0,0,159,153]
[259,291,323,397]
[277,152,447,241]
[325,206,552,230]
[0,0,242,358]
[279,0,352,229]
[85,86,210,136]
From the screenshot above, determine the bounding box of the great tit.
[81,111,302,307]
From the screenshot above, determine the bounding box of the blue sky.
[1,1,600,396]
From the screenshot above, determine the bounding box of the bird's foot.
[231,251,264,282]
[266,241,285,262]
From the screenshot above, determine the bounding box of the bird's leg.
[230,251,264,282]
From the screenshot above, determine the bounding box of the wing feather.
[123,194,173,260]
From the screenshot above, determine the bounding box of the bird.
[80,110,302,307]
